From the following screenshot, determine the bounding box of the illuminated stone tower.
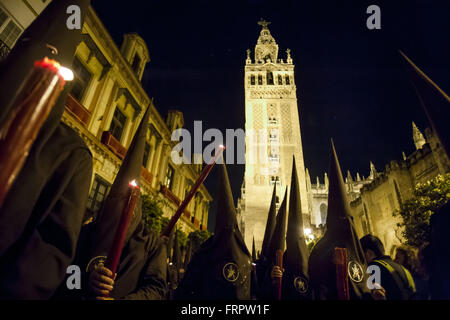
[238,20,310,251]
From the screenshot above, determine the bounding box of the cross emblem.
[348,260,364,283]
[223,262,239,282]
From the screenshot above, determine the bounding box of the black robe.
[111,226,168,300]
[174,228,252,300]
[0,123,93,299]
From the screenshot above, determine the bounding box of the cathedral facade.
[237,20,310,251]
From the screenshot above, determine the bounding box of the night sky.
[91,0,449,231]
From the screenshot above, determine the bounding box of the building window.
[109,107,127,142]
[285,75,290,85]
[250,75,255,85]
[278,75,282,85]
[267,71,274,85]
[185,179,193,199]
[143,142,151,167]
[268,116,278,125]
[86,175,110,219]
[164,164,175,190]
[269,129,278,142]
[70,57,92,102]
[270,176,280,186]
[0,18,21,48]
[0,8,9,30]
[258,75,263,85]
[131,53,141,75]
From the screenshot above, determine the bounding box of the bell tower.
[238,20,310,251]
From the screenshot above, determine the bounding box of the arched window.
[250,75,255,85]
[278,75,282,85]
[285,75,290,85]
[258,75,263,85]
[267,71,274,85]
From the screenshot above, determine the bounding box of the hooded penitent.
[183,240,192,271]
[252,237,257,263]
[0,0,93,299]
[172,231,182,277]
[257,189,287,299]
[399,51,450,299]
[87,104,167,299]
[255,184,277,298]
[308,140,369,300]
[175,162,252,300]
[283,157,311,300]
[261,184,277,260]
[266,189,288,265]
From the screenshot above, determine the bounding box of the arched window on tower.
[131,53,141,75]
[250,75,255,85]
[267,71,274,85]
[278,75,282,85]
[258,75,263,85]
[285,75,290,85]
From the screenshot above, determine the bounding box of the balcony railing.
[141,166,153,186]
[65,94,91,127]
[160,185,181,206]
[101,131,127,160]
[0,40,10,61]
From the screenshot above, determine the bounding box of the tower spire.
[412,121,426,150]
[254,19,278,62]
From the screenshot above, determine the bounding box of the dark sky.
[91,0,450,231]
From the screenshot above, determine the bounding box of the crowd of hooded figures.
[0,0,449,300]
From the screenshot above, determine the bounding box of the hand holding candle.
[275,249,283,300]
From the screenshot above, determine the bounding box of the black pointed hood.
[261,183,277,260]
[167,226,176,261]
[183,240,192,270]
[0,0,91,146]
[172,230,182,270]
[399,51,450,157]
[90,104,151,258]
[308,140,368,300]
[284,156,310,299]
[252,237,257,263]
[0,0,92,259]
[267,189,288,264]
[175,162,252,300]
[214,162,240,234]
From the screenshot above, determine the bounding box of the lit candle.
[0,57,72,208]
[161,145,225,237]
[104,180,140,277]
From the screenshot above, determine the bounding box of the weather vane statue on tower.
[258,19,271,29]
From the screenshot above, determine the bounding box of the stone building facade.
[307,122,450,254]
[350,124,450,253]
[1,2,212,234]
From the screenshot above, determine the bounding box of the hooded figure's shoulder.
[55,122,93,157]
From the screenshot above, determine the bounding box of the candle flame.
[129,180,138,188]
[59,66,74,81]
[218,144,225,150]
